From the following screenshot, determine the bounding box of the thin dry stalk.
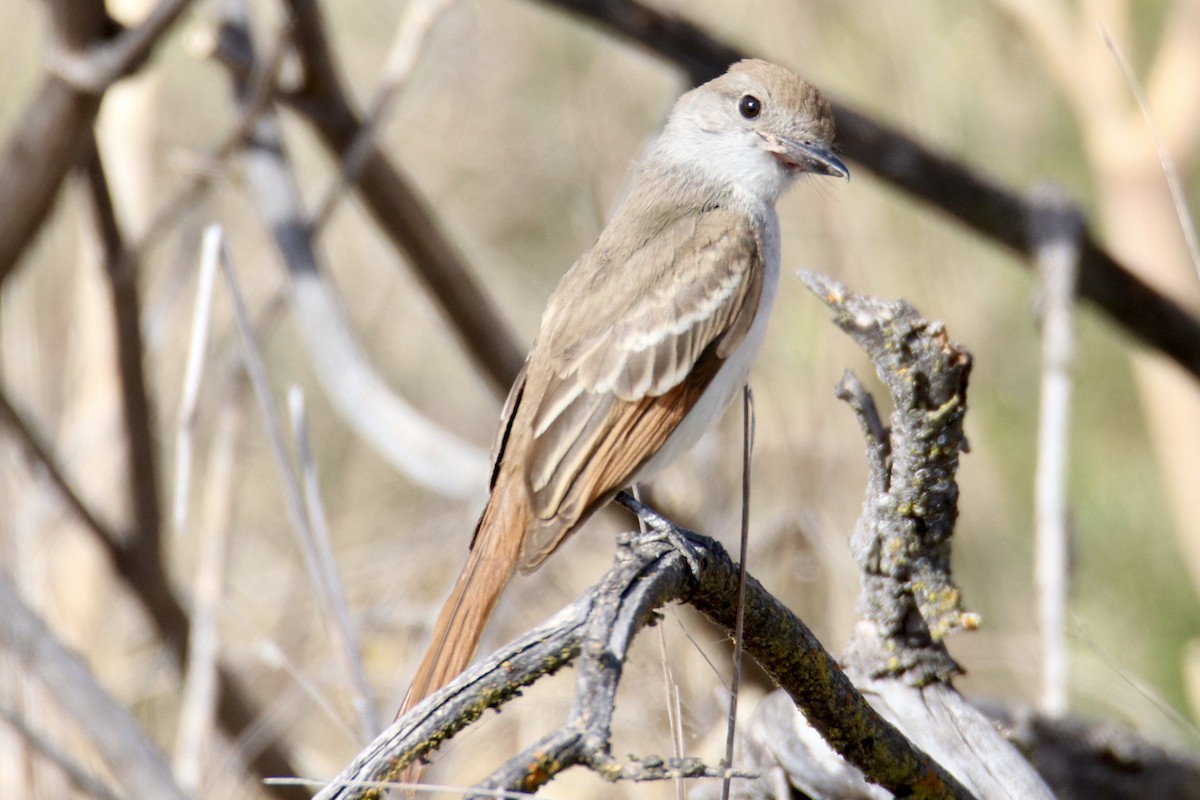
[173,224,222,534]
[174,397,243,791]
[137,22,288,256]
[1029,184,1083,717]
[656,624,686,800]
[1099,23,1200,283]
[288,386,380,740]
[720,386,755,800]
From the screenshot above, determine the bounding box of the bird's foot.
[615,491,707,578]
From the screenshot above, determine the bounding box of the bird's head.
[658,59,848,206]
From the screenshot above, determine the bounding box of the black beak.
[771,135,850,180]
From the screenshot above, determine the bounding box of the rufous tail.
[398,485,530,719]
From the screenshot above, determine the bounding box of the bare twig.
[1145,0,1200,169]
[0,0,191,285]
[0,380,125,548]
[313,595,589,798]
[793,273,1052,799]
[802,271,971,684]
[172,225,230,791]
[0,6,104,284]
[657,624,686,800]
[81,135,163,561]
[280,0,526,393]
[1028,183,1083,717]
[0,305,306,800]
[215,226,328,628]
[469,527,748,798]
[219,231,379,742]
[252,636,357,746]
[138,27,288,255]
[174,396,241,791]
[318,490,976,799]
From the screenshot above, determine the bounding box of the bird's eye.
[738,95,761,119]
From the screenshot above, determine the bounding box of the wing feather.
[514,207,764,569]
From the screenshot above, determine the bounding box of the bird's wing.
[514,206,764,570]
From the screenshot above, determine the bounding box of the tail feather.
[399,485,530,718]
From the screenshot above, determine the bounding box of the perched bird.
[402,58,847,721]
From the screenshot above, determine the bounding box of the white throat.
[652,118,793,215]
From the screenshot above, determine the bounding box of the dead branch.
[770,273,1052,798]
[315,496,976,799]
[0,703,124,800]
[1028,182,1084,716]
[0,18,105,284]
[81,135,163,561]
[690,277,1053,799]
[0,0,193,285]
[802,271,973,684]
[984,701,1200,800]
[47,0,196,94]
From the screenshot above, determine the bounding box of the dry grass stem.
[1028,183,1083,717]
[288,386,380,741]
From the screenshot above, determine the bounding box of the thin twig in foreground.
[720,385,754,800]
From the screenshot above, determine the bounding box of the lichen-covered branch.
[803,271,974,685]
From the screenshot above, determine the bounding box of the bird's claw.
[615,492,706,578]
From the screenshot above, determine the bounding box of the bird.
[400,58,847,722]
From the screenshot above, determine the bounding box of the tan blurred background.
[1,0,1199,797]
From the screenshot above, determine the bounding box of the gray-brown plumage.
[400,60,847,733]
